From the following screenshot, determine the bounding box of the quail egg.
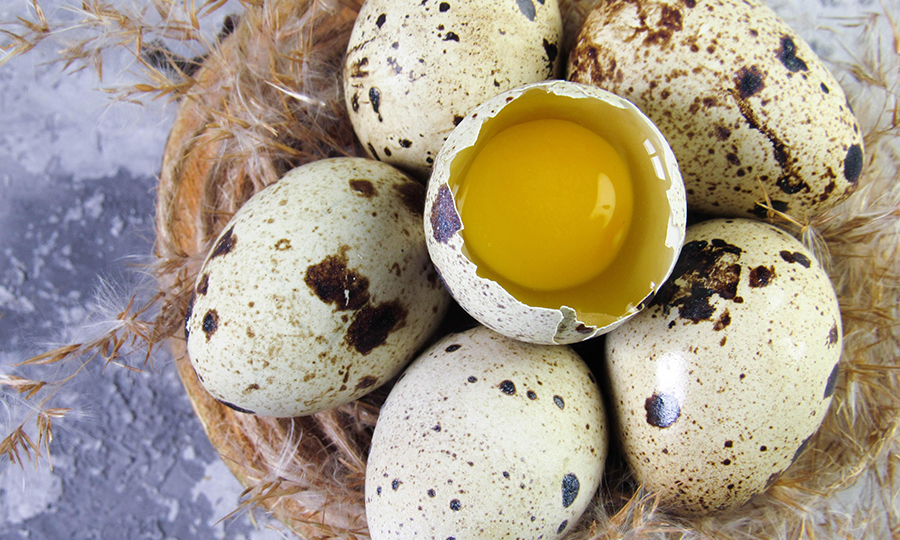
[604,218,842,515]
[185,157,449,417]
[424,80,686,344]
[568,0,864,218]
[366,325,607,540]
[344,0,563,178]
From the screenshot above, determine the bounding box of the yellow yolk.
[455,118,634,292]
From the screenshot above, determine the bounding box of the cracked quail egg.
[365,325,607,540]
[424,80,686,344]
[604,218,842,515]
[185,157,449,417]
[344,0,563,178]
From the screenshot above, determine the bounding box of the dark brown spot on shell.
[376,13,386,28]
[499,380,516,395]
[305,246,370,311]
[348,57,369,79]
[431,183,461,243]
[396,181,425,216]
[561,474,579,508]
[554,395,564,409]
[749,265,775,287]
[713,309,731,331]
[196,273,210,296]
[275,238,292,251]
[350,179,377,197]
[736,66,765,99]
[729,87,808,196]
[516,0,536,21]
[777,36,808,72]
[369,87,383,121]
[542,38,558,75]
[445,344,461,352]
[844,144,863,183]
[346,300,407,355]
[245,383,260,392]
[202,309,219,340]
[779,250,811,268]
[645,392,681,428]
[356,375,379,390]
[652,239,742,324]
[210,226,236,259]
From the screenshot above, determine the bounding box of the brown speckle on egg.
[350,178,377,197]
[561,473,579,507]
[202,309,219,339]
[748,265,774,287]
[394,181,425,216]
[645,392,681,428]
[776,36,808,72]
[210,226,236,259]
[430,184,462,243]
[779,250,811,267]
[844,144,864,183]
[304,246,371,311]
[346,301,408,355]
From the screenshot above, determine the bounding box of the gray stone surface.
[0,1,283,538]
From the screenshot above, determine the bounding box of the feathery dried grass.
[1,0,898,538]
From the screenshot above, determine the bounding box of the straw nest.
[3,0,898,538]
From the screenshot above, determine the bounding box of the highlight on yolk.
[454,118,634,292]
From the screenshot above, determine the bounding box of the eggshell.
[424,80,686,344]
[568,0,864,219]
[185,157,449,417]
[604,218,842,515]
[366,325,607,540]
[344,0,563,178]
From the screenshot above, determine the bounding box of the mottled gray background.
[0,0,892,538]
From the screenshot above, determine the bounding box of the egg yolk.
[455,118,634,291]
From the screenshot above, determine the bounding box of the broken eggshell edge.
[424,80,687,345]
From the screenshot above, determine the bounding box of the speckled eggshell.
[365,325,607,540]
[568,0,864,219]
[184,157,450,417]
[425,80,686,345]
[604,218,842,515]
[344,0,563,179]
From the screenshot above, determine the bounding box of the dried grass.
[1,0,898,538]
